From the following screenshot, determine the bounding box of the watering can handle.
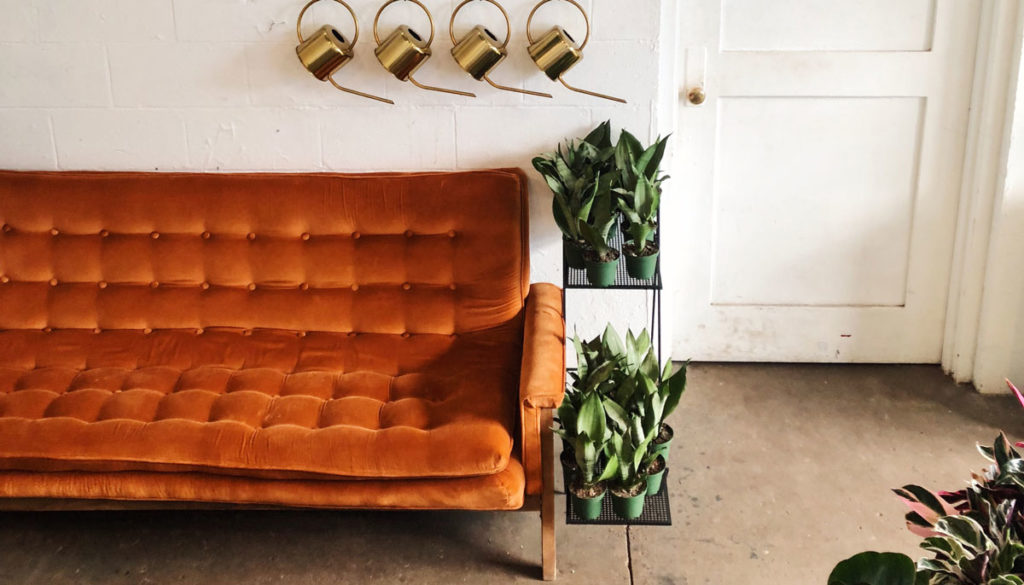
[296,0,359,46]
[449,0,511,48]
[526,0,589,49]
[374,0,434,47]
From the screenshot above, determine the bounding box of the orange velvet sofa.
[0,169,565,579]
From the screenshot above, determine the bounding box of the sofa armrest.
[519,283,565,497]
[519,283,566,409]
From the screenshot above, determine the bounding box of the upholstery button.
[0,275,9,284]
[347,332,357,337]
[447,230,456,238]
[201,231,211,240]
[99,229,110,238]
[401,332,411,339]
[97,281,107,289]
[93,328,102,334]
[350,284,359,292]
[247,283,257,291]
[150,281,160,289]
[401,283,411,291]
[299,283,309,291]
[448,284,457,291]
[150,231,160,239]
[48,278,58,287]
[42,327,52,333]
[49,228,59,236]
[143,328,153,335]
[247,232,256,241]
[243,329,253,336]
[404,230,414,238]
[351,232,361,240]
[195,328,204,335]
[200,281,210,290]
[297,331,307,338]
[1,224,11,233]
[301,233,310,241]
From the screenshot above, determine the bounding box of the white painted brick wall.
[0,0,674,358]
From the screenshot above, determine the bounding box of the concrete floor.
[2,364,1022,584]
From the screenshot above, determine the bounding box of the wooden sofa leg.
[541,408,556,580]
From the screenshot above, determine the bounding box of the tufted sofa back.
[0,170,530,335]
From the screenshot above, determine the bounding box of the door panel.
[712,97,923,307]
[721,0,936,52]
[672,0,979,362]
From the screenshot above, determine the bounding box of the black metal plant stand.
[561,216,670,526]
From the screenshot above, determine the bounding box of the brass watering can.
[449,0,551,97]
[295,0,393,104]
[526,0,626,103]
[373,0,475,97]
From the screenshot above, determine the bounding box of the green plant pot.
[625,250,659,280]
[564,240,586,270]
[645,459,667,497]
[570,486,607,521]
[584,257,619,287]
[652,423,674,461]
[611,487,647,520]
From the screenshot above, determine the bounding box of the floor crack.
[626,525,635,585]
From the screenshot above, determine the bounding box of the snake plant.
[600,329,687,469]
[617,173,661,255]
[532,121,616,247]
[613,130,670,252]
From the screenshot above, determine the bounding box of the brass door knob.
[687,86,706,105]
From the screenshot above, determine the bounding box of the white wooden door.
[669,0,980,362]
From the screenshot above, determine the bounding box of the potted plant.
[555,391,618,520]
[603,328,687,468]
[828,426,1024,585]
[606,424,656,520]
[556,326,632,516]
[617,174,661,280]
[612,130,669,280]
[533,122,615,269]
[579,185,620,287]
[606,131,671,280]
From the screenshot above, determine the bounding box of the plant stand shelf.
[561,213,671,527]
[564,471,673,526]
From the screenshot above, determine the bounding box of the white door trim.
[942,0,1024,392]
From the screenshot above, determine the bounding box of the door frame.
[942,0,1024,393]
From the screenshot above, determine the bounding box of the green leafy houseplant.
[555,325,633,520]
[612,130,670,280]
[605,423,656,520]
[532,121,615,270]
[555,390,619,520]
[828,412,1024,585]
[578,183,621,287]
[603,329,687,465]
[556,324,689,520]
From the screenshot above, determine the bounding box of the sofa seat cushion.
[0,456,527,510]
[0,325,521,480]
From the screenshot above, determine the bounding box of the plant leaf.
[827,551,917,585]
